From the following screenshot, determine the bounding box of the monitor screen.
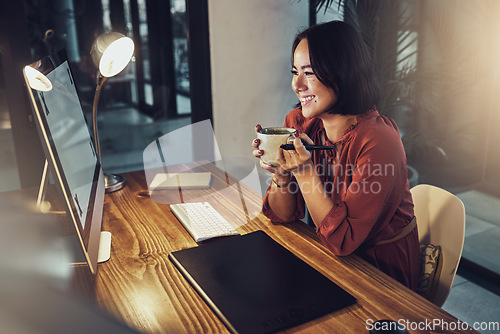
[23,49,105,274]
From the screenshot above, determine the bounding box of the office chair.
[410,184,466,307]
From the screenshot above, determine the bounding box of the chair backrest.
[410,184,465,307]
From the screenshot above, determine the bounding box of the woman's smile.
[299,95,316,106]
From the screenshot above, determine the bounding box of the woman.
[252,21,420,291]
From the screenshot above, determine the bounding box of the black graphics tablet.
[168,230,356,333]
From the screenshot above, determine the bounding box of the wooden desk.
[77,162,477,333]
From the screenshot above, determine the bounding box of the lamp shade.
[24,66,53,91]
[90,32,134,77]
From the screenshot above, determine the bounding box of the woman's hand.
[277,133,315,177]
[252,124,290,179]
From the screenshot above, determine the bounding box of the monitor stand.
[37,160,66,215]
[37,160,111,264]
[97,231,111,263]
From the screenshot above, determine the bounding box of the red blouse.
[262,108,420,291]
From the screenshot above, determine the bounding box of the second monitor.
[23,49,107,274]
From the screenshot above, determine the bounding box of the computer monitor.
[22,49,107,274]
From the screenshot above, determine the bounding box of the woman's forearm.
[267,180,298,221]
[294,173,334,227]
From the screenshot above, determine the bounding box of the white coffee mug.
[257,127,297,166]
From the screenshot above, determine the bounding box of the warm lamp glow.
[24,66,53,92]
[90,32,134,78]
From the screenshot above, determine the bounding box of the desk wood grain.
[75,162,477,333]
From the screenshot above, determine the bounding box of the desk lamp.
[90,32,134,193]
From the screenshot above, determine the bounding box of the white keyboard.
[169,202,240,242]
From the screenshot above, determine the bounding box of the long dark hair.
[292,20,380,115]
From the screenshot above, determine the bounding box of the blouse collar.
[318,107,379,146]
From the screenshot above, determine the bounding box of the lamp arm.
[92,74,108,161]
